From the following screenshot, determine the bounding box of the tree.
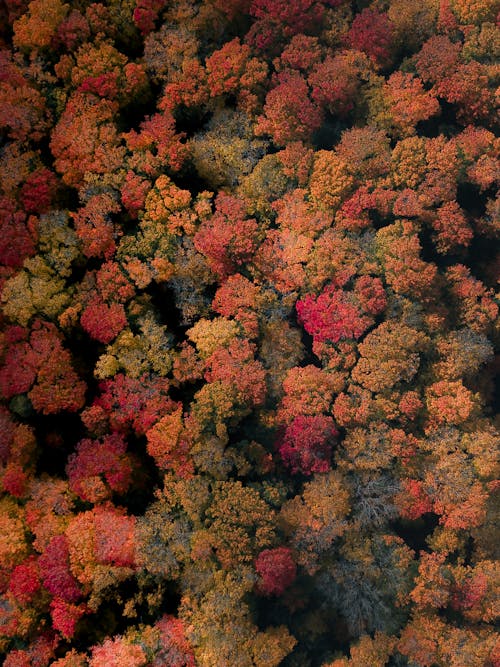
[65,504,137,588]
[120,171,151,219]
[254,547,296,597]
[449,0,499,25]
[351,321,428,393]
[280,471,350,574]
[204,338,267,407]
[205,37,268,113]
[190,110,268,189]
[135,497,191,580]
[133,0,168,35]
[0,52,49,143]
[143,24,199,82]
[50,650,87,667]
[413,35,461,86]
[167,240,217,325]
[38,534,81,604]
[81,373,175,436]
[387,0,438,53]
[433,328,494,381]
[398,612,498,667]
[187,317,239,359]
[455,126,498,193]
[276,141,314,187]
[338,423,396,472]
[344,9,394,68]
[273,188,331,237]
[450,559,499,624]
[250,0,343,37]
[446,264,498,333]
[277,364,339,422]
[0,320,86,414]
[0,401,36,500]
[66,434,133,503]
[376,220,439,301]
[21,168,58,215]
[348,471,400,527]
[305,227,372,293]
[146,615,196,667]
[93,312,173,379]
[146,407,194,478]
[438,61,497,125]
[274,34,323,74]
[430,200,473,254]
[116,176,204,290]
[2,208,81,326]
[277,414,337,475]
[259,317,305,399]
[80,298,127,344]
[8,557,41,618]
[308,51,367,118]
[55,9,90,50]
[70,40,147,106]
[296,284,373,345]
[24,478,76,553]
[1,257,69,327]
[336,126,391,180]
[0,498,29,591]
[212,273,261,337]
[425,380,478,428]
[253,228,313,294]
[95,261,135,304]
[0,198,36,270]
[50,597,87,640]
[309,150,354,211]
[205,481,277,569]
[255,72,323,145]
[370,71,441,137]
[179,567,296,666]
[89,636,146,667]
[2,635,58,667]
[13,0,68,51]
[194,193,260,279]
[72,192,120,259]
[158,58,209,115]
[123,111,188,178]
[326,632,396,667]
[50,92,125,189]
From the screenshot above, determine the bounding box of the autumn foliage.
[0,0,498,665]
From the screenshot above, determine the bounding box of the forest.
[0,0,499,665]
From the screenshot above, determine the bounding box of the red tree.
[0,321,86,414]
[67,433,133,503]
[194,194,259,278]
[0,197,36,268]
[151,615,196,667]
[255,546,297,596]
[72,192,120,260]
[250,0,343,36]
[8,556,41,605]
[296,285,372,344]
[20,168,58,214]
[81,373,177,436]
[38,535,82,603]
[255,72,322,145]
[278,414,338,475]
[344,9,393,67]
[80,297,127,344]
[308,52,364,118]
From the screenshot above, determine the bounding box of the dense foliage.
[0,0,499,665]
